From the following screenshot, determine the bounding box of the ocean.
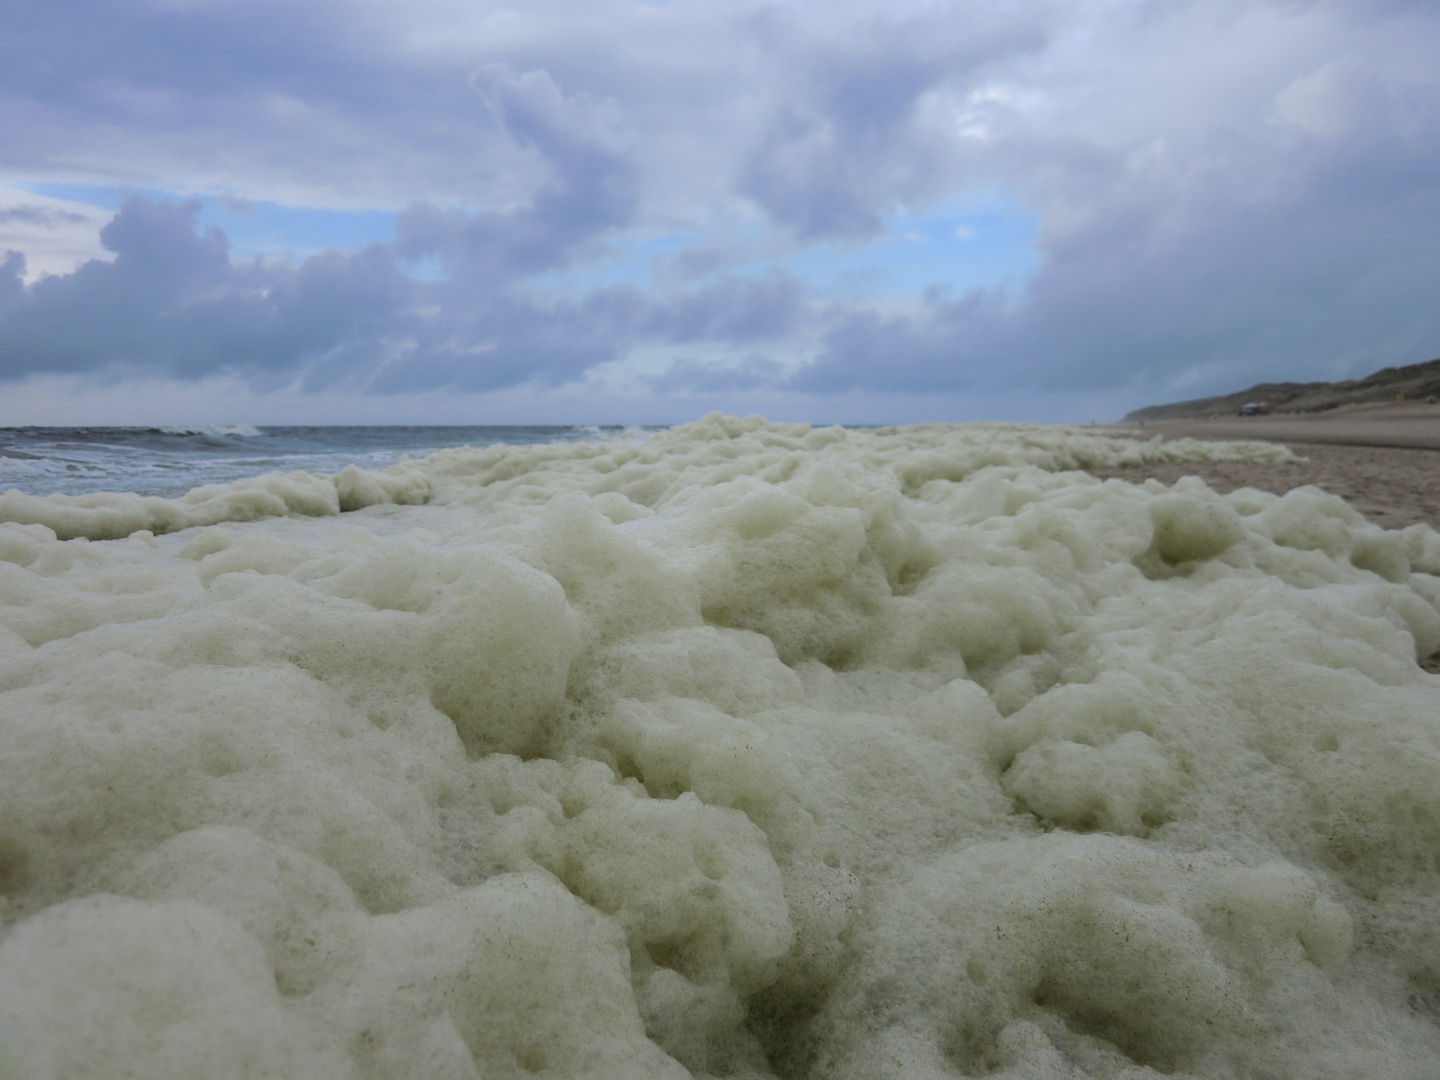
[0,423,662,498]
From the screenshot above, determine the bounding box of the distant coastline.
[1125,356,1440,422]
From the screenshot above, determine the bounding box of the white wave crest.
[157,423,263,437]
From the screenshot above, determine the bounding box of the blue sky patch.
[28,183,398,262]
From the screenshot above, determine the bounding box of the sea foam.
[0,414,1437,1079]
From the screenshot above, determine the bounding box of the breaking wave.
[155,423,265,437]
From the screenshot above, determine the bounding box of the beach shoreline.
[1088,411,1440,674]
[1093,400,1440,532]
[1086,440,1440,532]
[1107,398,1440,451]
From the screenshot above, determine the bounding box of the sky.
[1,0,1438,426]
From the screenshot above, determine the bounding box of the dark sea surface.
[0,424,661,498]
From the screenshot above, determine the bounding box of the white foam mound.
[1,414,1438,1079]
[0,463,433,540]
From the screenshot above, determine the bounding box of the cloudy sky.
[2,0,1438,425]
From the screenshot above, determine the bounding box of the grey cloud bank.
[1,0,1438,420]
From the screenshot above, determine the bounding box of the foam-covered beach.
[2,414,1439,1079]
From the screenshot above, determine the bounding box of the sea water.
[0,414,1438,1079]
[0,423,657,498]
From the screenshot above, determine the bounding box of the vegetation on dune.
[1126,357,1440,422]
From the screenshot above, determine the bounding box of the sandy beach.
[1094,438,1440,675]
[1120,399,1440,450]
[1097,401,1440,531]
[1094,402,1440,673]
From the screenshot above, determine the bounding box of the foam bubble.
[0,415,1437,1079]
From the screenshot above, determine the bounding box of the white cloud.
[0,188,113,281]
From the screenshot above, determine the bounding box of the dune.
[1,414,1438,1079]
